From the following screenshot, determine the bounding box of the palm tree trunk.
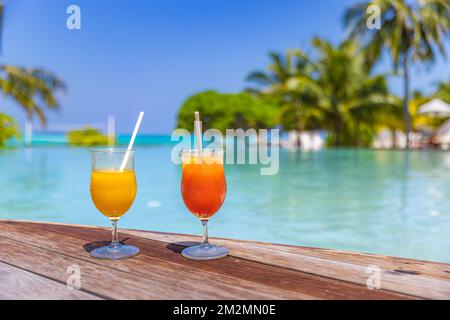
[355,122,360,147]
[402,56,412,149]
[334,117,341,146]
[391,128,397,149]
[296,131,302,149]
[295,102,302,149]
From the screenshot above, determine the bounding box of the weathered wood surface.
[0,219,448,300]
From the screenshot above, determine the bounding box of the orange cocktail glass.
[181,149,229,260]
[89,148,140,260]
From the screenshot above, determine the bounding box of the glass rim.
[89,147,135,153]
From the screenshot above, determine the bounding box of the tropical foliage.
[176,1,450,148]
[247,38,399,147]
[0,66,66,126]
[410,91,447,130]
[304,38,399,147]
[246,50,314,132]
[435,80,450,102]
[344,0,450,147]
[372,86,450,147]
[177,91,279,132]
[67,127,108,146]
[0,113,20,147]
[178,26,448,148]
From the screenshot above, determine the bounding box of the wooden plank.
[0,220,415,300]
[2,220,448,299]
[0,228,313,299]
[15,220,446,280]
[119,228,450,279]
[0,261,100,300]
[119,228,450,300]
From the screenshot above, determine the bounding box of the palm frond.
[0,65,66,127]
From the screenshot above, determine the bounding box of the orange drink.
[180,149,229,260]
[89,148,140,259]
[181,156,226,220]
[90,170,137,221]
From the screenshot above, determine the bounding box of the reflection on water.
[0,147,449,262]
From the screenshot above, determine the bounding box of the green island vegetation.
[177,91,279,132]
[67,127,109,147]
[0,113,20,147]
[177,0,450,148]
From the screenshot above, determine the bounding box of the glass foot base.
[90,243,140,260]
[182,243,229,260]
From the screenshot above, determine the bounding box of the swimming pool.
[1,146,449,262]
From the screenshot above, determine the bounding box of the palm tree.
[0,66,65,127]
[0,3,65,136]
[344,0,450,148]
[434,80,450,102]
[293,38,398,146]
[246,50,315,146]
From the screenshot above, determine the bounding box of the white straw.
[119,111,144,172]
[194,111,203,164]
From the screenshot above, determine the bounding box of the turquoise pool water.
[1,146,449,262]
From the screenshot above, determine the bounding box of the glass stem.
[111,221,119,248]
[201,220,209,245]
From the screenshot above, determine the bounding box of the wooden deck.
[0,219,449,300]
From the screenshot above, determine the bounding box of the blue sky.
[1,0,449,133]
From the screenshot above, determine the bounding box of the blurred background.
[0,0,449,262]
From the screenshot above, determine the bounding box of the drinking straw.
[119,111,144,172]
[194,111,203,164]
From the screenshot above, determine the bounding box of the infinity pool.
[1,147,449,262]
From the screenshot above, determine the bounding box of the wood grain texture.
[117,229,450,299]
[0,261,100,300]
[0,219,448,300]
